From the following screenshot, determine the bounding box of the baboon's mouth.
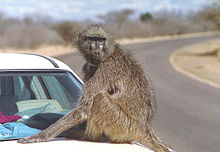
[86,55,101,65]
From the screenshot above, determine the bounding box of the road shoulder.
[170,39,220,88]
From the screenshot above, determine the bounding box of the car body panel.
[0,138,150,152]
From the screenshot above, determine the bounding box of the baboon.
[18,25,173,152]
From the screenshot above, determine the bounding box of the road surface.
[56,34,220,152]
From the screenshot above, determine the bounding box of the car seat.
[0,77,19,116]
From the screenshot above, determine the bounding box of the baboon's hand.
[17,133,49,144]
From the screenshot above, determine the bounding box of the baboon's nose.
[94,51,101,55]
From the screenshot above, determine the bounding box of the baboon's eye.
[91,42,96,49]
[86,36,106,42]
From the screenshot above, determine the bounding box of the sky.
[0,0,215,21]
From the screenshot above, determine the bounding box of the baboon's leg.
[134,128,173,152]
[86,92,173,152]
[18,106,88,144]
[85,92,134,143]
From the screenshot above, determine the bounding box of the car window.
[14,77,31,101]
[0,70,83,140]
[0,71,82,115]
[30,76,47,99]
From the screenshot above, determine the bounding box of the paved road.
[56,34,220,152]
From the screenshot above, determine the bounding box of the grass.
[170,39,220,88]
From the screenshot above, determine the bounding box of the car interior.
[0,71,83,140]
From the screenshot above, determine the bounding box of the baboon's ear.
[73,32,82,46]
[75,32,81,42]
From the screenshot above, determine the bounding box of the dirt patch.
[0,45,77,57]
[170,39,220,88]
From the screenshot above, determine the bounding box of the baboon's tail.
[132,128,174,152]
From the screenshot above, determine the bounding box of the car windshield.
[0,70,83,140]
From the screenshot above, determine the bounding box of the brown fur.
[18,25,173,152]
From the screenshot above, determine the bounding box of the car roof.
[0,53,83,83]
[0,53,65,69]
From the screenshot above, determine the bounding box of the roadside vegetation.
[0,1,220,50]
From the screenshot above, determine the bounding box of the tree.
[140,12,153,22]
[97,9,134,29]
[198,0,220,29]
[52,21,83,44]
[53,21,74,44]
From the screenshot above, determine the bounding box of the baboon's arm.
[18,105,88,144]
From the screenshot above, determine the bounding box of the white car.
[0,53,151,152]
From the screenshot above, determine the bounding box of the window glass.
[0,71,82,117]
[0,70,83,140]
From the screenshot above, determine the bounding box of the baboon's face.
[84,36,106,65]
[76,25,114,65]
